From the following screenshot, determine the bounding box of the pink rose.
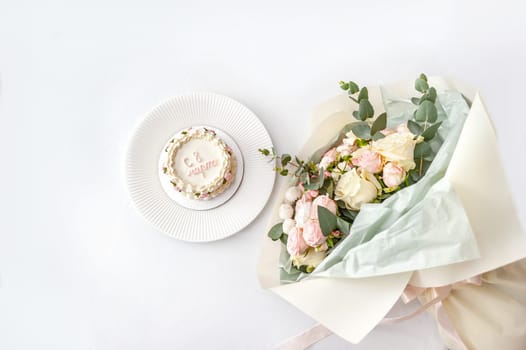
[287,226,308,256]
[352,150,383,174]
[302,219,326,247]
[310,195,337,220]
[294,196,312,227]
[383,162,406,187]
[319,148,337,169]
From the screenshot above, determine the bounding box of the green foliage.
[303,168,325,190]
[370,112,387,135]
[268,223,284,241]
[358,87,369,101]
[407,120,423,135]
[358,99,374,120]
[258,148,270,156]
[318,206,337,236]
[415,100,438,123]
[336,217,352,235]
[414,142,432,158]
[349,81,360,94]
[415,78,429,93]
[351,123,372,140]
[281,154,291,167]
[372,132,385,141]
[421,121,442,140]
[420,87,437,104]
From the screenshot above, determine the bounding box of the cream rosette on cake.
[257,77,526,349]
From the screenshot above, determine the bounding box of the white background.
[1,1,525,349]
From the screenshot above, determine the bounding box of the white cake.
[163,127,236,200]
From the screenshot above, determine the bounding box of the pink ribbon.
[273,276,482,350]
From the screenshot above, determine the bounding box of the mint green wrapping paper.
[280,87,480,283]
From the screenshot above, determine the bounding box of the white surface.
[127,93,273,241]
[1,1,525,349]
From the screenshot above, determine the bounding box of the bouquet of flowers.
[257,75,526,348]
[260,74,463,279]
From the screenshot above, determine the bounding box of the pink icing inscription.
[183,151,219,178]
[186,159,218,178]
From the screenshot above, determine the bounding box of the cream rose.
[334,168,378,210]
[291,248,326,270]
[371,131,416,171]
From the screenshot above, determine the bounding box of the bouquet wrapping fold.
[257,76,526,346]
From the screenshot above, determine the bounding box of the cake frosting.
[162,127,236,200]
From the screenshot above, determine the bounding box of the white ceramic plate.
[126,93,275,242]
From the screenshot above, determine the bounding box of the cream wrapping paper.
[257,77,526,344]
[418,258,526,349]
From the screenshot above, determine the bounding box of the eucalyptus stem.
[419,119,429,176]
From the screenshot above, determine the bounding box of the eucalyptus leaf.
[318,206,337,236]
[370,112,387,135]
[414,142,432,158]
[421,87,437,103]
[339,81,349,91]
[419,73,428,81]
[336,217,352,235]
[303,168,325,190]
[415,100,437,123]
[279,234,288,245]
[349,81,359,94]
[372,132,385,141]
[339,207,358,221]
[415,78,429,93]
[411,97,420,105]
[351,123,372,140]
[352,110,360,120]
[358,87,369,101]
[421,121,443,140]
[323,178,335,197]
[358,99,374,120]
[268,223,284,241]
[407,120,423,135]
[281,154,291,167]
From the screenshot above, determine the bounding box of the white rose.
[282,218,296,234]
[334,168,378,210]
[279,203,294,220]
[371,131,416,171]
[284,186,302,203]
[292,248,326,270]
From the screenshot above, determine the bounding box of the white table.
[1,1,525,349]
